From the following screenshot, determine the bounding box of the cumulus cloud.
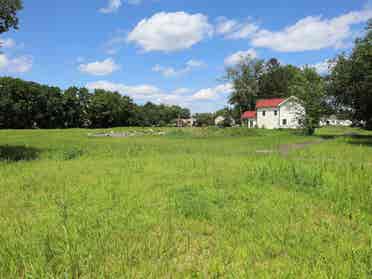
[224,49,257,66]
[152,59,206,77]
[86,80,162,98]
[191,83,233,100]
[79,58,119,76]
[251,8,372,52]
[127,12,213,52]
[99,0,122,14]
[0,54,33,73]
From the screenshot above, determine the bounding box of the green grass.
[0,127,371,278]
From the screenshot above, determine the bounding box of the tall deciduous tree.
[259,60,301,98]
[0,0,22,35]
[225,57,265,115]
[328,20,372,129]
[289,67,326,135]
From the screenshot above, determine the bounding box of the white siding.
[257,107,280,129]
[279,99,305,129]
[255,97,305,129]
[243,118,257,128]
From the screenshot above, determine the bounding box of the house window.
[274,110,278,116]
[282,119,287,125]
[262,111,266,116]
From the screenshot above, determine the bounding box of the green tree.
[259,59,301,98]
[289,67,326,135]
[0,0,22,35]
[328,20,372,129]
[62,87,92,128]
[88,89,126,128]
[225,57,265,114]
[194,113,214,127]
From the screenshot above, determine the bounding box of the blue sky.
[0,0,371,112]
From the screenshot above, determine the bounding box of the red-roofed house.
[241,96,305,129]
[241,111,257,128]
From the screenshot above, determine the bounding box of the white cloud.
[224,49,257,66]
[99,0,143,14]
[152,59,205,77]
[79,58,119,76]
[99,0,122,14]
[0,54,33,73]
[86,80,161,97]
[191,83,233,100]
[308,60,336,75]
[127,12,213,52]
[216,17,259,39]
[0,38,16,48]
[251,9,372,52]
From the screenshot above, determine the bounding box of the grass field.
[0,127,371,278]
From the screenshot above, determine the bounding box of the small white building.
[215,115,235,126]
[242,96,305,129]
[320,115,352,127]
[177,118,196,127]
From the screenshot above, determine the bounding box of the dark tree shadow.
[347,135,372,147]
[0,145,41,162]
[315,132,372,147]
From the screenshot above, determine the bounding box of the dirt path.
[278,139,325,155]
[256,139,325,156]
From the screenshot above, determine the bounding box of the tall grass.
[0,127,371,277]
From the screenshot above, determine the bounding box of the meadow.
[0,127,371,278]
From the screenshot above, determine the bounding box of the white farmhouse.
[242,96,305,129]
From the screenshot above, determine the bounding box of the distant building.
[241,96,305,129]
[320,115,352,127]
[177,118,196,127]
[214,115,235,127]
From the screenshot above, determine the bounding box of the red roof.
[256,98,285,108]
[241,111,256,119]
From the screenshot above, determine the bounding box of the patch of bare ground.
[278,139,325,156]
[256,139,325,156]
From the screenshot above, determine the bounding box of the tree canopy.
[0,0,22,35]
[328,20,372,129]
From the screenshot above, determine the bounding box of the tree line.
[0,77,190,129]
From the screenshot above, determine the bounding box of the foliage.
[225,56,265,114]
[289,67,327,135]
[0,77,190,128]
[328,20,372,129]
[0,0,22,35]
[258,58,301,98]
[194,112,215,126]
